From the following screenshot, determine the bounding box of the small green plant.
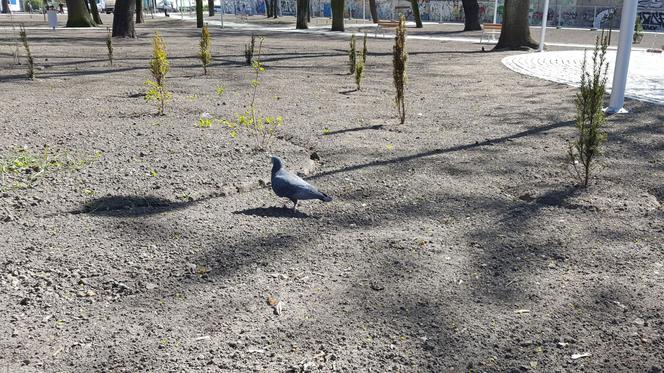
[215,86,225,96]
[633,15,644,44]
[361,32,368,63]
[568,35,609,187]
[199,23,212,74]
[19,25,34,80]
[349,34,357,74]
[393,16,407,124]
[244,33,256,65]
[145,32,171,115]
[106,28,113,66]
[0,146,98,191]
[221,37,284,150]
[322,127,331,135]
[355,60,364,90]
[198,112,213,128]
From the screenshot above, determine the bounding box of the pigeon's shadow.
[233,206,314,219]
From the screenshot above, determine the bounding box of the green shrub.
[568,35,609,187]
[355,60,364,90]
[106,27,113,67]
[199,24,212,74]
[633,15,644,44]
[19,25,34,80]
[145,32,172,115]
[349,34,356,74]
[393,16,407,124]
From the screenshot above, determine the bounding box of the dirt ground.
[1,14,663,373]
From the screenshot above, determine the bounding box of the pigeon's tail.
[319,192,333,202]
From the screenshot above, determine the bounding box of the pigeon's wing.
[272,170,329,201]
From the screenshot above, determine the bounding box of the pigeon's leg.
[291,199,298,211]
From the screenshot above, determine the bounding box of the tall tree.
[409,0,422,28]
[112,0,136,37]
[66,0,96,26]
[494,0,537,50]
[1,0,10,14]
[331,0,344,31]
[89,0,103,23]
[296,0,307,29]
[461,0,481,30]
[136,0,144,23]
[208,0,214,16]
[195,0,203,27]
[369,0,378,23]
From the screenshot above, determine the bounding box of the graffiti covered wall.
[639,0,664,30]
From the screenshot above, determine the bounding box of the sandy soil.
[0,14,663,373]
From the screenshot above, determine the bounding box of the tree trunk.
[208,0,214,15]
[306,0,310,22]
[462,0,481,30]
[409,0,422,28]
[66,0,96,26]
[368,0,378,22]
[1,0,10,14]
[331,0,344,31]
[494,0,537,50]
[89,0,103,23]
[112,0,136,37]
[136,0,144,23]
[296,0,307,28]
[265,0,271,17]
[196,0,203,27]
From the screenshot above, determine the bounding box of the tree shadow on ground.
[74,194,216,217]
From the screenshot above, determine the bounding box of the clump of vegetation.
[145,32,172,115]
[199,23,212,74]
[568,35,609,188]
[19,25,34,80]
[355,60,364,90]
[215,86,225,96]
[349,34,357,74]
[393,16,407,124]
[633,15,644,44]
[222,37,283,150]
[361,32,368,63]
[0,146,99,191]
[106,27,113,67]
[244,33,256,65]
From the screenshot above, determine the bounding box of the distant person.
[58,2,63,13]
[26,2,33,13]
[163,0,169,16]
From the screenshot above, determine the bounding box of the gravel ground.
[1,14,663,373]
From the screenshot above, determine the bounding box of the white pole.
[363,0,365,20]
[538,0,550,51]
[607,0,638,114]
[493,0,498,23]
[220,0,224,27]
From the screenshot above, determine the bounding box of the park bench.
[375,21,400,37]
[480,23,502,44]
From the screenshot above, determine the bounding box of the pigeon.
[270,156,332,211]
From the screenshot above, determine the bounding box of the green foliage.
[19,25,34,80]
[0,146,98,191]
[393,16,407,124]
[349,34,357,74]
[199,24,212,74]
[215,86,225,96]
[244,33,256,65]
[355,60,364,90]
[569,35,609,187]
[361,32,368,63]
[145,32,171,115]
[106,28,113,67]
[198,112,213,128]
[633,15,644,44]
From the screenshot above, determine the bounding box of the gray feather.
[271,157,332,202]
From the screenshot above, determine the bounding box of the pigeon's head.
[271,156,284,173]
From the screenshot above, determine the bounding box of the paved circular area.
[502,50,664,105]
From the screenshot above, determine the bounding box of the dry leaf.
[571,352,591,360]
[266,296,279,306]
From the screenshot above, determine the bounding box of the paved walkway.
[502,50,664,105]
